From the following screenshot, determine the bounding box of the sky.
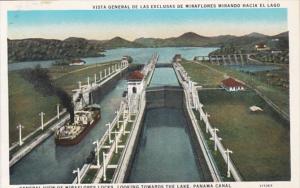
[8,8,287,40]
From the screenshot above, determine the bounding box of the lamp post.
[87,76,90,86]
[72,168,81,184]
[210,128,222,151]
[106,122,112,143]
[115,134,119,154]
[93,140,100,167]
[39,112,45,130]
[205,112,210,133]
[102,152,108,181]
[78,81,81,89]
[225,148,233,178]
[122,120,126,135]
[115,110,119,128]
[57,104,60,119]
[17,124,24,146]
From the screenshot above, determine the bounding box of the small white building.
[221,77,245,92]
[255,43,270,51]
[127,70,144,97]
[126,71,145,114]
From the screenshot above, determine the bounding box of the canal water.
[10,79,127,184]
[9,47,218,71]
[227,64,281,73]
[150,68,179,87]
[128,108,204,182]
[128,67,204,182]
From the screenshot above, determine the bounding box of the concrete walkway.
[9,114,70,167]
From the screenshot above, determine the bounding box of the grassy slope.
[8,73,59,144]
[9,61,118,145]
[53,61,119,93]
[180,60,225,88]
[199,90,290,181]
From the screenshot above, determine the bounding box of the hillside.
[8,36,143,63]
[208,31,289,55]
[8,31,288,63]
[8,37,105,63]
[102,37,144,49]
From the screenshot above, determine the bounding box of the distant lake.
[8,47,218,71]
[227,64,282,73]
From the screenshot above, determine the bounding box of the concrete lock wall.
[182,96,213,181]
[91,70,127,104]
[145,86,183,109]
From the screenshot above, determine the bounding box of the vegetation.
[252,51,289,64]
[180,59,225,88]
[81,168,98,183]
[8,72,59,145]
[8,37,105,63]
[198,90,290,181]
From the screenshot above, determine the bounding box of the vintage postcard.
[0,0,299,188]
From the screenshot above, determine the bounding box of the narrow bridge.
[195,53,259,65]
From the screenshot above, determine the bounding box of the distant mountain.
[134,37,166,47]
[134,32,212,47]
[245,32,268,38]
[273,31,288,38]
[102,37,144,49]
[134,32,238,47]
